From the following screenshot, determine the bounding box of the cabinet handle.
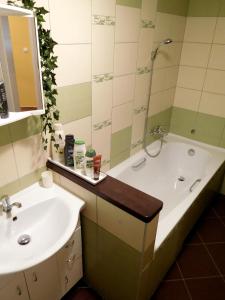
[32,272,38,282]
[65,239,75,248]
[16,286,22,296]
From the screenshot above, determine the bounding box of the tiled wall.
[171,0,225,148]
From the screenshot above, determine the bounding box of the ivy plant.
[7,0,60,150]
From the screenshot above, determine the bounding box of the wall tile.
[137,28,154,68]
[157,0,189,16]
[13,134,46,178]
[141,0,157,21]
[59,176,97,222]
[134,73,150,109]
[174,87,201,111]
[199,92,225,118]
[63,116,92,146]
[152,66,178,94]
[92,80,113,124]
[97,196,145,251]
[203,69,225,94]
[92,125,111,165]
[116,0,142,9]
[92,25,115,75]
[149,88,175,116]
[114,43,138,75]
[184,17,217,43]
[214,18,225,44]
[208,45,225,71]
[154,12,173,43]
[115,5,140,43]
[170,15,186,42]
[177,66,206,91]
[0,126,11,147]
[131,111,145,144]
[111,126,132,158]
[57,83,92,124]
[92,0,116,16]
[112,102,133,133]
[55,44,91,87]
[113,74,135,106]
[180,43,211,68]
[153,42,183,69]
[49,0,91,44]
[187,0,221,17]
[110,149,130,167]
[0,144,18,187]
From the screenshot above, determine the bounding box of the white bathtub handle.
[132,157,147,169]
[189,179,201,192]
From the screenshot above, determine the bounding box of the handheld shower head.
[161,38,173,45]
[151,38,173,60]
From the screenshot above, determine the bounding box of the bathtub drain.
[178,176,185,182]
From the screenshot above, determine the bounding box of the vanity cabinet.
[0,225,83,300]
[0,273,29,300]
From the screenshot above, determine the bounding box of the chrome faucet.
[149,125,168,138]
[0,195,22,213]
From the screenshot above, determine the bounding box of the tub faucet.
[149,125,168,138]
[0,195,22,213]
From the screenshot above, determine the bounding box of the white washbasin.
[0,182,85,275]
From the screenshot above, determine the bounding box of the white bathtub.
[108,134,225,250]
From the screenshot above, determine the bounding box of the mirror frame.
[0,4,44,126]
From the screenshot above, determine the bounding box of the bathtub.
[108,133,225,251]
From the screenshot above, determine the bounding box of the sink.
[0,183,85,275]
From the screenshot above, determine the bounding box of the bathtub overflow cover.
[178,176,185,182]
[188,148,195,156]
[18,234,31,246]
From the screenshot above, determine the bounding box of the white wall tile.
[152,66,178,94]
[92,126,111,163]
[112,102,133,133]
[55,44,91,87]
[173,87,201,111]
[114,43,138,76]
[141,0,157,21]
[170,15,186,42]
[92,0,116,16]
[63,116,92,146]
[137,28,154,68]
[180,43,211,68]
[199,92,225,118]
[49,0,91,44]
[177,66,206,91]
[113,74,135,107]
[149,88,175,116]
[0,144,18,187]
[214,17,225,44]
[92,80,113,124]
[153,42,183,69]
[203,69,225,95]
[208,45,225,71]
[115,6,140,43]
[131,111,145,144]
[154,12,172,43]
[92,25,115,75]
[134,73,150,108]
[184,17,217,43]
[13,134,46,178]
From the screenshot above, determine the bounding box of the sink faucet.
[0,195,22,213]
[149,125,168,138]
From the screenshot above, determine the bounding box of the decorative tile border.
[141,19,155,29]
[93,15,115,26]
[93,119,112,131]
[131,139,143,149]
[136,67,151,75]
[134,105,147,115]
[93,73,114,83]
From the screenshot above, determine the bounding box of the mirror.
[0,4,44,125]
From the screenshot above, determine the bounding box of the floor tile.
[207,243,225,275]
[202,206,218,219]
[184,229,202,245]
[197,218,225,243]
[164,263,182,280]
[63,287,101,300]
[151,280,190,300]
[213,195,225,217]
[177,245,219,278]
[185,277,225,300]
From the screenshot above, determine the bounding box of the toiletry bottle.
[74,139,86,169]
[0,81,8,118]
[93,155,102,180]
[64,134,75,166]
[84,148,96,178]
[52,123,65,162]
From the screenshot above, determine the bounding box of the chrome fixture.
[188,148,195,156]
[189,179,201,192]
[143,38,173,158]
[0,195,22,213]
[149,125,168,138]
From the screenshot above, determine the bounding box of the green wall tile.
[220,127,225,148]
[0,125,11,146]
[170,107,197,139]
[111,126,132,160]
[57,82,92,124]
[188,0,221,17]
[219,0,225,17]
[195,113,225,146]
[157,0,189,16]
[110,149,130,168]
[0,179,21,196]
[116,0,142,8]
[9,116,41,142]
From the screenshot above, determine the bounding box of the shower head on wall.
[151,38,173,60]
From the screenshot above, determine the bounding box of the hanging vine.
[7,0,59,150]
